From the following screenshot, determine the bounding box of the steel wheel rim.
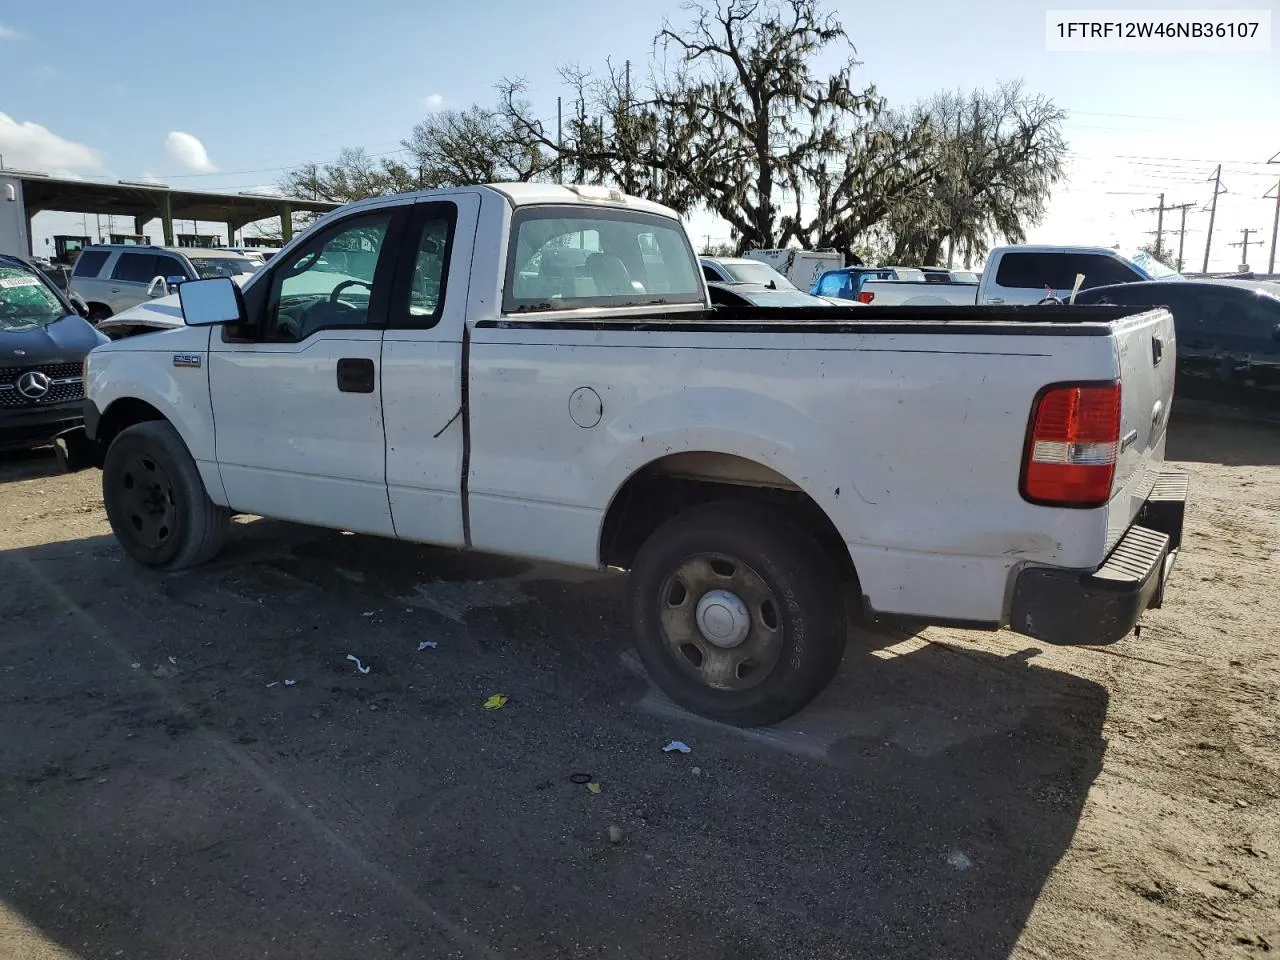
[657,552,785,691]
[118,452,178,549]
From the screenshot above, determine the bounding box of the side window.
[504,208,703,313]
[1076,255,1143,289]
[1200,291,1278,339]
[403,211,454,325]
[154,256,189,280]
[702,264,720,282]
[72,250,109,278]
[994,253,1074,291]
[263,213,393,342]
[111,253,159,283]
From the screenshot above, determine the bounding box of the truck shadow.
[0,522,1107,960]
[1168,408,1280,467]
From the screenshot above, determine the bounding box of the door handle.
[985,297,1005,304]
[1152,335,1164,366]
[336,357,375,394]
[110,287,120,293]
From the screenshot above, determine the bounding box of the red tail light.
[857,291,874,304]
[1021,382,1122,507]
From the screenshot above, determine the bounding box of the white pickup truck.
[860,245,1183,306]
[56,183,1187,727]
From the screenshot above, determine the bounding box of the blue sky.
[1,0,1276,269]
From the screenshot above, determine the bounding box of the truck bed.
[487,303,1149,333]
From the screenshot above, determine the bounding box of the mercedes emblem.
[16,371,52,399]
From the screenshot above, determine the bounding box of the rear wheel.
[102,421,230,570]
[629,501,847,727]
[86,304,112,325]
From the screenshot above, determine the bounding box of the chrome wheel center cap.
[695,589,751,648]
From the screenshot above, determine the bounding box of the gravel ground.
[0,410,1276,960]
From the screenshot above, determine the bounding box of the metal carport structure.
[8,171,340,253]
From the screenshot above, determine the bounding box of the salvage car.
[859,246,1184,306]
[699,257,798,290]
[1074,278,1280,406]
[706,281,840,308]
[0,254,107,451]
[69,245,262,323]
[58,183,1187,727]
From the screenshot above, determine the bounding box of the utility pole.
[556,96,563,185]
[1169,202,1195,272]
[623,60,633,195]
[1135,192,1171,257]
[1266,149,1279,274]
[1229,227,1261,270]
[1202,164,1225,273]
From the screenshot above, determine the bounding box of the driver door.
[209,206,410,535]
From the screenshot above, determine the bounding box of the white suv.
[69,245,261,322]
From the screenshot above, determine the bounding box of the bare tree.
[502,0,879,252]
[279,147,415,204]
[403,103,554,188]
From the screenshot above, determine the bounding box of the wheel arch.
[95,396,167,448]
[598,450,858,589]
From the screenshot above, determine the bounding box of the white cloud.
[423,93,444,111]
[164,131,216,172]
[0,112,103,175]
[0,24,20,40]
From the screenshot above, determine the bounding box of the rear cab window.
[503,207,703,313]
[72,250,110,278]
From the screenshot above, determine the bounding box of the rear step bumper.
[1009,471,1189,646]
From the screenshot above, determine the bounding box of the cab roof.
[340,182,682,222]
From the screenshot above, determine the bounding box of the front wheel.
[102,421,230,570]
[629,501,848,727]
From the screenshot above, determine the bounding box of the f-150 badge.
[173,354,202,368]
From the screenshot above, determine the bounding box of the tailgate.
[1106,307,1177,549]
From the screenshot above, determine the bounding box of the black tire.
[629,500,847,727]
[102,421,231,570]
[87,304,112,325]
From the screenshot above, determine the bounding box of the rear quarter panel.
[466,321,1124,623]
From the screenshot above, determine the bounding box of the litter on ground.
[346,654,371,675]
[483,694,509,710]
[417,641,437,651]
[663,740,692,754]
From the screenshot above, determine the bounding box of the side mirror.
[178,277,244,327]
[68,294,90,319]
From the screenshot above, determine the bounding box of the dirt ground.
[0,410,1276,960]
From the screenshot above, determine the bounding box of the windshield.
[0,265,66,329]
[951,271,980,284]
[189,257,261,279]
[1129,250,1185,282]
[722,261,798,290]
